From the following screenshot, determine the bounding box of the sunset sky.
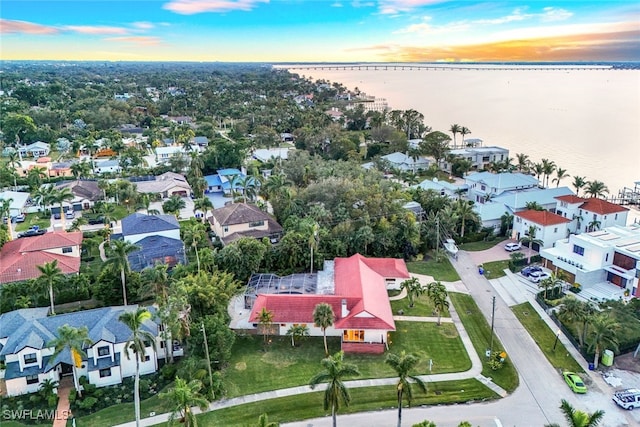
[1,0,639,62]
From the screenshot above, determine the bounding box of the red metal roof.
[515,210,571,226]
[579,198,628,215]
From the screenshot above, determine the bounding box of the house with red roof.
[513,210,572,250]
[246,254,410,354]
[554,195,628,234]
[0,231,82,284]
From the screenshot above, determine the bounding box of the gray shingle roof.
[121,213,180,236]
[128,235,186,271]
[211,203,276,226]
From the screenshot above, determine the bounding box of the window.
[615,214,618,220]
[249,220,265,228]
[24,353,37,364]
[554,227,558,233]
[62,247,73,254]
[26,374,39,385]
[222,226,229,233]
[481,185,486,191]
[97,346,110,357]
[99,368,111,378]
[482,156,490,162]
[343,330,365,342]
[605,254,609,262]
[144,355,150,362]
[573,245,585,256]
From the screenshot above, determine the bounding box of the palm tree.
[572,176,587,197]
[385,351,427,427]
[68,216,88,232]
[26,167,47,191]
[587,219,601,233]
[258,307,274,347]
[34,260,64,315]
[539,272,563,300]
[587,313,620,369]
[552,168,569,187]
[159,377,209,427]
[500,211,514,237]
[162,195,186,218]
[119,307,157,427]
[459,126,470,145]
[519,225,543,264]
[286,323,310,347]
[515,153,530,173]
[47,325,92,397]
[308,221,320,274]
[541,158,556,188]
[426,281,449,325]
[139,264,171,304]
[0,198,14,241]
[182,223,204,273]
[33,185,56,215]
[51,187,74,229]
[558,297,593,348]
[533,162,545,186]
[308,351,360,427]
[313,302,335,356]
[454,199,479,238]
[6,151,21,190]
[525,201,545,211]
[104,240,139,306]
[544,399,605,427]
[449,124,461,148]
[400,277,424,308]
[193,197,213,224]
[584,180,609,199]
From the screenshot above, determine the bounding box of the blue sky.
[1,1,639,61]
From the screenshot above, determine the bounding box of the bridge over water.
[280,64,618,72]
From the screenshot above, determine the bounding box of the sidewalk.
[112,286,504,427]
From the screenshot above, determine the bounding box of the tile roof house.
[513,210,572,250]
[132,172,192,199]
[554,196,628,234]
[209,203,283,245]
[246,254,410,354]
[0,305,172,397]
[121,213,185,271]
[0,231,82,284]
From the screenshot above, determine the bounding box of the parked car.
[53,212,61,220]
[528,271,551,283]
[563,371,587,394]
[504,242,522,252]
[520,266,543,277]
[18,226,46,238]
[65,210,75,220]
[613,388,640,410]
[12,213,26,223]
[86,215,105,225]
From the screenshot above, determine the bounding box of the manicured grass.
[111,205,129,220]
[14,213,50,232]
[449,293,519,392]
[512,302,583,373]
[480,260,510,280]
[390,293,451,318]
[0,421,31,427]
[407,257,460,282]
[459,237,507,251]
[224,321,470,397]
[72,385,171,427]
[194,379,498,426]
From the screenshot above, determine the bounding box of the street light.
[553,329,561,351]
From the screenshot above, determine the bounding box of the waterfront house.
[554,195,628,234]
[513,210,572,250]
[245,254,410,354]
[362,152,431,173]
[465,171,539,204]
[443,146,509,173]
[209,203,283,245]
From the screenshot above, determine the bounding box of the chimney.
[341,299,349,318]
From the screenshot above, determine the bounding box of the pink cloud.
[0,19,59,35]
[105,36,162,46]
[63,25,129,35]
[163,0,269,15]
[378,0,443,15]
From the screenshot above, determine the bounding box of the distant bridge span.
[279,64,615,72]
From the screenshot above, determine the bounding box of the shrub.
[78,396,98,411]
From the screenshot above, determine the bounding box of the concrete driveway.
[468,239,538,266]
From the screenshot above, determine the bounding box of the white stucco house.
[513,209,572,250]
[554,195,629,234]
[443,146,509,173]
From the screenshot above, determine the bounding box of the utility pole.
[489,296,496,357]
[201,322,214,401]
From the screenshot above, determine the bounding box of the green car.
[563,371,587,393]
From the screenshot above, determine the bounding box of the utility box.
[601,349,614,367]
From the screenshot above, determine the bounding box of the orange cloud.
[0,19,58,35]
[366,29,640,62]
[163,0,269,15]
[63,25,129,35]
[105,36,162,46]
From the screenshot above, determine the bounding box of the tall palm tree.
[544,399,605,427]
[426,281,449,325]
[385,351,427,427]
[587,314,620,369]
[308,351,360,427]
[33,185,56,215]
[308,221,320,274]
[51,187,74,229]
[519,225,544,264]
[533,162,545,186]
[104,240,139,306]
[47,325,92,397]
[454,199,479,238]
[34,260,64,315]
[26,167,47,191]
[571,176,587,197]
[558,297,593,348]
[400,277,424,308]
[193,197,214,224]
[459,126,470,145]
[515,153,530,173]
[552,168,569,187]
[258,307,274,347]
[449,124,461,148]
[119,307,157,427]
[587,219,601,233]
[541,158,556,188]
[0,198,14,241]
[500,211,514,237]
[539,272,563,300]
[6,151,21,190]
[159,377,209,427]
[313,302,335,356]
[182,223,204,273]
[139,264,171,304]
[584,180,609,199]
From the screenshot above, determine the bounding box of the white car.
[528,271,551,283]
[504,242,522,252]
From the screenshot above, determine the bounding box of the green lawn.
[481,260,510,280]
[459,237,507,252]
[390,293,451,318]
[193,378,498,427]
[111,205,130,220]
[407,257,461,282]
[512,302,583,373]
[449,293,519,392]
[224,321,470,397]
[14,213,51,232]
